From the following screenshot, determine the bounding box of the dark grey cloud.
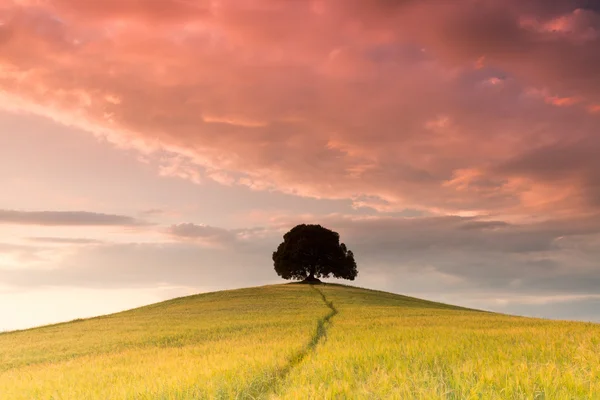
[329,215,592,254]
[269,214,600,296]
[0,209,146,226]
[580,0,600,13]
[7,214,600,298]
[3,213,600,320]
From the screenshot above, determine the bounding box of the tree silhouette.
[272,224,358,283]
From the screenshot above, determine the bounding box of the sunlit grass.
[274,285,600,399]
[1,283,599,399]
[0,285,326,399]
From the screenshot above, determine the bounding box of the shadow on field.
[243,285,338,399]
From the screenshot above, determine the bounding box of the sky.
[1,0,600,331]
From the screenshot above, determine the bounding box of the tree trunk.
[302,271,321,284]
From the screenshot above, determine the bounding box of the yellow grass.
[1,284,599,399]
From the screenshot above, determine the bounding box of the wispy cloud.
[0,210,146,226]
[166,223,236,247]
[27,237,104,244]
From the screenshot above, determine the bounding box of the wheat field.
[1,284,599,399]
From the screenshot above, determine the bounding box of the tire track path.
[243,285,337,399]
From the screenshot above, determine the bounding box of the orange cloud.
[545,95,582,107]
[588,104,600,114]
[0,0,599,219]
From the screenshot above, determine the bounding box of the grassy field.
[1,284,599,399]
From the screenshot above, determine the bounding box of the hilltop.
[1,284,599,399]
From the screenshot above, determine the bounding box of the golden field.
[1,284,599,399]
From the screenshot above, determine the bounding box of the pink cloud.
[0,0,599,218]
[588,104,600,114]
[545,95,583,107]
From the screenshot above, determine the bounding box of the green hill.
[1,284,599,399]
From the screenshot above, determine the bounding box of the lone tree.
[273,224,358,283]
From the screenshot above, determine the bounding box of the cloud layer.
[0,209,145,226]
[4,212,600,297]
[1,205,599,321]
[2,1,600,325]
[0,0,599,217]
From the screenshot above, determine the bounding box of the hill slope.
[1,284,599,399]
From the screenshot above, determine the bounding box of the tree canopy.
[272,224,358,282]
